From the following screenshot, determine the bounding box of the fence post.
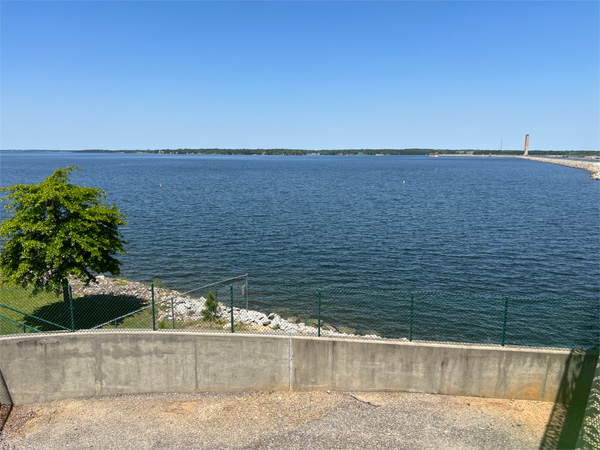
[68,285,75,332]
[171,297,175,329]
[501,296,509,346]
[245,274,249,311]
[151,282,156,331]
[230,285,234,333]
[409,292,414,342]
[317,288,321,337]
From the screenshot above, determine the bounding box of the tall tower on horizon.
[524,134,530,156]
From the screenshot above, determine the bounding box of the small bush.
[201,291,218,321]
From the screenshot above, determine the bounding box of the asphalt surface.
[2,391,555,449]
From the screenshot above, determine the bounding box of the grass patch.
[25,294,147,331]
[154,319,258,332]
[0,287,63,334]
[0,285,149,333]
[153,279,166,288]
[156,319,221,330]
[0,285,273,335]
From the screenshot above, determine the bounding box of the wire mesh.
[311,288,598,348]
[578,361,600,449]
[228,284,321,336]
[0,278,597,349]
[67,277,152,330]
[0,286,70,333]
[152,276,249,332]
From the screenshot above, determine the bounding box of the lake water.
[1,152,599,347]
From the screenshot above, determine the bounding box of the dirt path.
[2,391,556,449]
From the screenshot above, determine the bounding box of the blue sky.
[1,1,598,151]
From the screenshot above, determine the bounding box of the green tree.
[201,291,218,321]
[0,166,127,315]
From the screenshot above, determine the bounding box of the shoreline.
[440,153,600,179]
[520,156,600,180]
[76,276,385,340]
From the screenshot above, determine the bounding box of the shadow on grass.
[23,295,147,331]
[539,349,599,449]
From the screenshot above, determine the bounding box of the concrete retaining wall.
[290,338,590,401]
[0,331,593,405]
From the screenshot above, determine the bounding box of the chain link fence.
[1,276,597,448]
[577,359,600,449]
[0,286,71,335]
[0,276,598,349]
[239,286,599,348]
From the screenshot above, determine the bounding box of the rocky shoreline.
[520,156,600,180]
[72,276,384,339]
[440,154,600,179]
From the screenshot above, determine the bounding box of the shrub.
[201,291,218,321]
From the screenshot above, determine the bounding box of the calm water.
[1,152,599,347]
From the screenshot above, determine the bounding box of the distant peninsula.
[4,148,599,157]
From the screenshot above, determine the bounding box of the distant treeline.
[75,148,600,157]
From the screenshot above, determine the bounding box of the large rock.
[187,298,204,315]
[174,304,188,316]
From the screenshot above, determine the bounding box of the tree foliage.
[0,166,127,292]
[201,291,218,321]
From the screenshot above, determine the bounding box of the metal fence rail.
[0,275,597,350]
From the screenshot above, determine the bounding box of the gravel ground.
[2,391,555,450]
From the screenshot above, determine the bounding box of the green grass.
[0,285,268,335]
[146,317,260,333]
[153,279,166,288]
[0,287,64,334]
[0,285,149,334]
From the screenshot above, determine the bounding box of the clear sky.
[1,1,598,151]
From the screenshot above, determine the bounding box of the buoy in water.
[403,180,406,184]
[160,184,162,188]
